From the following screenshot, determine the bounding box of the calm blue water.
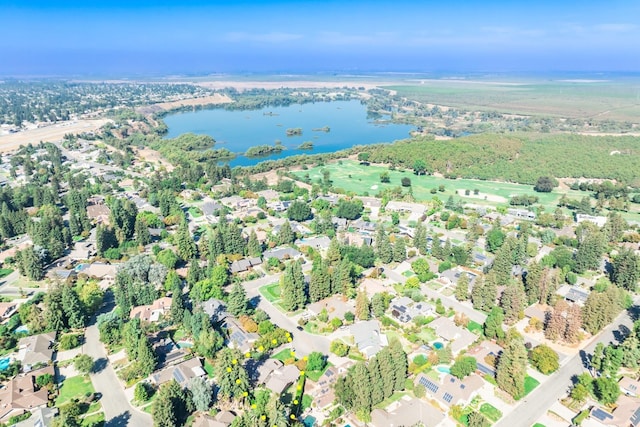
[433,341,444,349]
[163,100,414,167]
[437,366,451,374]
[303,416,316,427]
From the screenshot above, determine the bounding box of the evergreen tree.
[277,220,295,246]
[523,262,542,305]
[496,329,528,399]
[431,237,444,260]
[152,380,190,427]
[574,231,605,273]
[62,285,86,329]
[309,257,331,302]
[227,282,249,317]
[393,237,406,262]
[123,318,143,360]
[188,377,212,412]
[377,347,395,398]
[500,283,526,325]
[224,223,246,255]
[137,336,157,377]
[280,260,306,311]
[492,239,515,286]
[612,249,639,291]
[454,273,469,301]
[326,237,342,265]
[545,300,567,341]
[483,307,505,341]
[368,358,384,405]
[375,226,393,264]
[134,216,151,246]
[247,230,262,257]
[198,232,210,261]
[215,348,249,400]
[171,282,185,324]
[389,339,408,391]
[45,286,66,332]
[187,259,203,287]
[210,228,225,259]
[95,225,117,256]
[351,362,372,413]
[16,245,44,280]
[355,291,371,320]
[176,219,197,261]
[413,223,427,255]
[564,303,583,344]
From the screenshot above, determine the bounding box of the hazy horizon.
[2,0,639,76]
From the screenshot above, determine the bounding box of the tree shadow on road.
[578,350,590,369]
[249,295,261,308]
[628,305,640,322]
[92,357,108,374]
[105,411,131,427]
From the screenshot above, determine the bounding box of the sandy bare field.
[135,147,175,172]
[0,119,112,153]
[136,93,233,115]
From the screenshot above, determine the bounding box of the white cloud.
[223,32,303,43]
[594,23,637,33]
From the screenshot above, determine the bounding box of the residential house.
[0,366,54,422]
[576,214,608,228]
[192,411,236,427]
[68,241,96,261]
[201,299,228,322]
[507,208,536,220]
[17,332,56,370]
[467,341,503,377]
[264,364,300,394]
[0,302,18,321]
[12,406,57,427]
[389,296,434,323]
[308,364,346,410]
[564,287,590,306]
[295,236,331,251]
[331,217,347,230]
[263,247,301,262]
[150,357,206,387]
[590,395,640,426]
[429,317,478,354]
[440,268,478,287]
[50,269,76,282]
[415,373,484,408]
[201,199,223,217]
[86,203,111,225]
[223,317,259,353]
[81,262,117,281]
[620,376,640,398]
[255,189,280,202]
[317,195,339,205]
[350,320,388,358]
[129,297,172,323]
[229,257,262,274]
[371,396,446,427]
[358,196,382,209]
[385,201,426,222]
[149,332,187,368]
[306,295,354,320]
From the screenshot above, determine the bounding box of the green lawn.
[467,321,483,334]
[480,403,503,422]
[524,376,540,396]
[307,363,333,382]
[56,375,95,405]
[293,160,576,206]
[203,360,215,378]
[188,206,203,218]
[301,395,312,411]
[259,283,281,303]
[272,348,295,362]
[82,412,105,427]
[0,268,13,279]
[373,391,408,410]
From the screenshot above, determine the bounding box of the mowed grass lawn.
[56,375,95,405]
[260,283,281,303]
[524,376,541,397]
[294,160,579,206]
[480,403,503,422]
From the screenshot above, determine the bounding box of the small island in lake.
[244,144,285,157]
[297,141,314,150]
[312,126,330,132]
[286,127,302,136]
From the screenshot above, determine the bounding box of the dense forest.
[360,133,640,186]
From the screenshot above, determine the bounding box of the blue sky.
[1,0,639,75]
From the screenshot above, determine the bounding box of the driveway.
[83,301,152,427]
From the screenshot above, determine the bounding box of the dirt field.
[135,147,174,172]
[0,119,112,153]
[135,93,232,115]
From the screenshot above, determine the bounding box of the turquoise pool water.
[0,357,11,371]
[437,366,451,374]
[303,416,316,427]
[433,341,444,349]
[14,325,28,334]
[177,341,193,349]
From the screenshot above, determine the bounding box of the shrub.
[59,333,82,350]
[330,340,349,357]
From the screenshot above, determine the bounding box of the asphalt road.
[243,271,331,356]
[83,301,153,427]
[495,303,638,427]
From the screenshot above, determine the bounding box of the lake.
[163,100,414,167]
